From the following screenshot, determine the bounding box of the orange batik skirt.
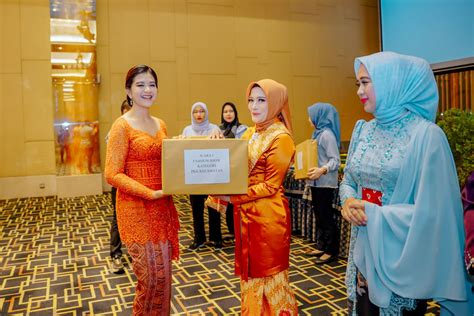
[240,270,298,316]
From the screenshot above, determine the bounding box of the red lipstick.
[360,98,368,104]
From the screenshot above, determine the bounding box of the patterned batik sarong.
[240,270,298,316]
[127,241,172,316]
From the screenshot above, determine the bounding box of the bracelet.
[465,251,474,273]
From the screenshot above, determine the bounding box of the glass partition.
[50,0,99,175]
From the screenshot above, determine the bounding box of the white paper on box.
[184,149,230,184]
[296,151,303,170]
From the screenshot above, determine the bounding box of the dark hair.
[120,99,131,114]
[125,65,158,106]
[221,102,239,124]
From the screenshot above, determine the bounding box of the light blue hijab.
[182,101,219,136]
[308,102,341,147]
[354,51,438,124]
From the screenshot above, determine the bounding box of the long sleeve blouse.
[307,129,340,188]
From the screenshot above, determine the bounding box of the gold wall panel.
[187,0,235,6]
[176,47,191,123]
[109,73,126,117]
[234,1,264,59]
[96,0,109,46]
[319,66,343,107]
[0,73,26,177]
[319,5,344,67]
[0,0,21,73]
[291,76,322,143]
[364,6,380,53]
[263,0,291,53]
[188,4,236,74]
[0,141,26,177]
[0,0,54,178]
[343,0,365,20]
[20,0,50,60]
[22,60,54,142]
[108,0,150,74]
[149,0,176,62]
[290,0,319,14]
[96,45,111,124]
[24,141,56,175]
[290,13,320,76]
[235,16,262,58]
[174,0,188,48]
[319,0,338,6]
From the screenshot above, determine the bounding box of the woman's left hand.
[307,167,326,180]
[208,130,224,139]
[342,198,367,226]
[214,195,231,202]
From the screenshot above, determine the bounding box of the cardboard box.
[294,139,318,180]
[162,138,248,194]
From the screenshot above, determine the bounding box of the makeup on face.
[248,86,268,124]
[127,72,157,108]
[223,105,235,123]
[193,106,206,122]
[356,64,376,113]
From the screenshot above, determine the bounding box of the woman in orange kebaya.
[105,65,179,315]
[218,79,298,315]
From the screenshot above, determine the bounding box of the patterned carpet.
[0,194,440,315]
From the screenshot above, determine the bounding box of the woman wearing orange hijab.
[218,79,297,315]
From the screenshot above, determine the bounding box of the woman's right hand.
[307,167,326,180]
[152,190,168,200]
[342,197,367,226]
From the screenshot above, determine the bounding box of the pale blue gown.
[340,52,474,315]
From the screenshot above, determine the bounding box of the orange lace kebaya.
[105,117,179,259]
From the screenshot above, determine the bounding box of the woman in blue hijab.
[182,102,220,137]
[305,103,341,264]
[340,52,474,315]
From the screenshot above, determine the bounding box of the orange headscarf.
[246,79,293,135]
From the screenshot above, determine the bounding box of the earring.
[130,99,133,106]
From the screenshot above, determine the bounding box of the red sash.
[362,187,383,206]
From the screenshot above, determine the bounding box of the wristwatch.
[322,166,329,175]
